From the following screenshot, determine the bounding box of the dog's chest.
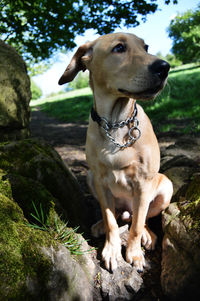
[105,169,134,202]
[101,148,147,196]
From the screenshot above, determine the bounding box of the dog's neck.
[92,84,136,123]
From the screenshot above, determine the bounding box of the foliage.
[165,54,182,68]
[28,60,53,77]
[0,0,177,63]
[68,71,89,90]
[168,5,200,63]
[31,79,42,100]
[156,52,182,68]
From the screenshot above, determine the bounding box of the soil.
[30,107,89,194]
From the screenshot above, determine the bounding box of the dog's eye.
[112,43,126,53]
[144,45,149,52]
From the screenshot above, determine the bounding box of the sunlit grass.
[31,64,200,133]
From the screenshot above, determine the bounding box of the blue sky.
[33,0,199,96]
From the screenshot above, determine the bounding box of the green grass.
[27,201,94,255]
[31,87,93,123]
[139,64,200,133]
[31,64,200,133]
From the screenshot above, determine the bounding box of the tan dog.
[59,33,173,272]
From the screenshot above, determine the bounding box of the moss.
[179,175,200,232]
[0,139,86,231]
[0,138,87,298]
[0,193,55,300]
[0,169,13,199]
[0,139,66,299]
[6,173,57,223]
[0,139,60,173]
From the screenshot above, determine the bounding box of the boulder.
[0,138,95,300]
[0,40,31,141]
[159,136,200,300]
[161,175,200,300]
[0,138,88,232]
[42,243,95,301]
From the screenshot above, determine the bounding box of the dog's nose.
[149,60,170,80]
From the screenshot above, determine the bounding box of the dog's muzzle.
[148,59,170,81]
[118,59,170,100]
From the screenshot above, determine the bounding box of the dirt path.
[30,107,90,192]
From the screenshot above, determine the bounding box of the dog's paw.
[142,226,157,250]
[91,220,105,238]
[126,245,146,273]
[102,239,122,271]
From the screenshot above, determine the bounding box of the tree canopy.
[168,5,200,63]
[0,0,177,64]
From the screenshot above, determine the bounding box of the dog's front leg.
[94,178,122,271]
[126,190,150,272]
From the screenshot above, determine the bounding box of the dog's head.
[59,33,170,100]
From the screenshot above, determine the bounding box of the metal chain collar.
[98,106,141,149]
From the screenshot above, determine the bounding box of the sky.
[33,0,199,96]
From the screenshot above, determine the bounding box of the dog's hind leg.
[91,219,105,237]
[142,173,173,251]
[87,170,98,199]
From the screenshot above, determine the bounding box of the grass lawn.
[31,87,93,123]
[31,64,200,133]
[139,64,200,133]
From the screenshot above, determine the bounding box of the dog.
[58,32,173,272]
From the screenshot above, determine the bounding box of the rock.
[0,138,88,232]
[0,40,31,141]
[161,136,200,164]
[163,166,194,196]
[43,245,95,301]
[99,259,143,301]
[161,175,200,300]
[91,225,147,301]
[0,138,95,300]
[0,191,55,300]
[160,136,200,197]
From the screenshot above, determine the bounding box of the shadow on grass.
[38,95,93,123]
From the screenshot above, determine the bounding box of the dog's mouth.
[118,84,164,99]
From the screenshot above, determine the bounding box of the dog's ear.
[58,42,93,85]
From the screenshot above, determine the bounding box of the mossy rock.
[0,138,94,300]
[178,175,200,235]
[0,40,31,141]
[0,138,87,231]
[161,175,200,300]
[0,192,55,300]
